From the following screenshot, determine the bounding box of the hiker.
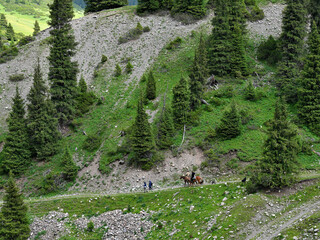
[191,171,196,183]
[149,180,153,190]
[143,181,147,192]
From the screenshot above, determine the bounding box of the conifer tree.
[0,174,30,240]
[244,80,256,101]
[0,14,7,28]
[146,71,156,100]
[75,76,96,115]
[131,96,154,165]
[6,23,15,41]
[189,54,205,110]
[208,0,247,77]
[1,88,31,175]
[27,61,60,160]
[115,64,122,77]
[216,101,241,140]
[255,99,299,189]
[277,0,307,103]
[48,0,78,125]
[172,77,190,128]
[189,34,209,110]
[126,61,133,74]
[60,146,78,181]
[33,20,40,36]
[157,100,174,149]
[208,0,231,76]
[137,0,160,14]
[298,22,320,135]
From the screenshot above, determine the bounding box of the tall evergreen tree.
[0,14,7,28]
[255,99,299,189]
[27,61,60,160]
[131,95,154,165]
[277,0,307,103]
[84,0,127,13]
[216,101,241,139]
[137,0,160,14]
[33,20,40,36]
[157,99,174,149]
[60,146,78,181]
[0,175,30,240]
[172,77,190,128]
[208,0,247,77]
[189,34,209,110]
[6,23,15,41]
[146,71,156,100]
[298,22,320,135]
[1,88,31,175]
[48,0,78,125]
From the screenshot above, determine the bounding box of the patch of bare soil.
[70,148,208,194]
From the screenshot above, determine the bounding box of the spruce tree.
[48,0,78,125]
[208,0,247,77]
[137,0,160,14]
[0,14,7,28]
[146,71,156,100]
[131,96,154,165]
[61,146,78,181]
[208,0,231,76]
[298,22,320,135]
[6,23,15,41]
[256,99,299,189]
[244,80,256,101]
[0,175,30,240]
[33,20,40,36]
[75,76,96,115]
[157,101,174,149]
[1,88,31,175]
[172,77,190,128]
[277,0,307,103]
[27,61,60,160]
[216,101,241,140]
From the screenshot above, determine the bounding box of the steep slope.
[0,8,212,130]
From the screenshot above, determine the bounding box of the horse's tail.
[199,178,204,184]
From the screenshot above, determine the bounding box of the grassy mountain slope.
[0,0,84,35]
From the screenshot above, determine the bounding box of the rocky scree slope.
[0,9,212,128]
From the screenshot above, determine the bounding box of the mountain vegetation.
[0,0,319,238]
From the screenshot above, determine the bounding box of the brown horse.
[180,176,193,185]
[195,176,204,184]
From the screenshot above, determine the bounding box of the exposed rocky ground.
[28,209,153,240]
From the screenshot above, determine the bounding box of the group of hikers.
[143,180,153,192]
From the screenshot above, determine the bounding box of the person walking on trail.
[143,181,147,192]
[191,171,196,183]
[149,180,153,190]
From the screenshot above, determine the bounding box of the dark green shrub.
[244,80,256,101]
[166,37,182,50]
[101,54,108,63]
[18,35,34,46]
[87,221,94,232]
[257,35,281,65]
[143,26,151,32]
[246,179,258,194]
[9,74,24,82]
[0,46,18,63]
[83,135,102,151]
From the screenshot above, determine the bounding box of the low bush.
[166,37,182,50]
[18,36,34,46]
[101,54,108,63]
[9,73,24,82]
[118,22,150,44]
[87,221,94,232]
